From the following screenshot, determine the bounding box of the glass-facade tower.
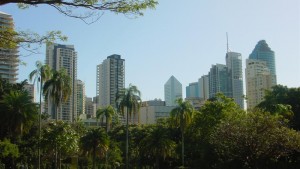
[249,40,276,85]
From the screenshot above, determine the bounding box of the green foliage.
[0,139,19,158]
[211,110,300,169]
[43,68,72,120]
[96,105,116,132]
[0,89,38,138]
[257,85,300,130]
[41,121,79,159]
[80,128,109,169]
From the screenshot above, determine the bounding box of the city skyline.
[1,0,299,101]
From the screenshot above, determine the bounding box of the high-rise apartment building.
[226,52,244,108]
[249,40,276,85]
[46,43,77,122]
[245,59,273,109]
[76,79,85,118]
[164,75,182,106]
[208,64,232,98]
[198,75,209,100]
[85,97,96,118]
[96,54,125,108]
[0,11,18,83]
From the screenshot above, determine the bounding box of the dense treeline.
[0,76,300,168]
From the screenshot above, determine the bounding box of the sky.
[1,0,299,101]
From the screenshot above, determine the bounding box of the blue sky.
[1,0,299,101]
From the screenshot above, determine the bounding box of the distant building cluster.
[1,11,278,125]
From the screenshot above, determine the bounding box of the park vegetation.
[0,67,300,169]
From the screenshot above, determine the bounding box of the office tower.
[46,43,77,122]
[249,40,276,85]
[208,64,232,98]
[24,83,35,102]
[0,11,18,83]
[96,54,125,108]
[76,79,85,118]
[164,75,182,106]
[198,75,209,100]
[245,59,273,109]
[186,82,199,98]
[226,52,244,109]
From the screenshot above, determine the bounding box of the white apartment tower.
[96,54,125,108]
[0,11,18,83]
[164,76,182,106]
[245,59,273,109]
[46,43,77,122]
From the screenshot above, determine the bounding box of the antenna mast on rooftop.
[226,32,230,53]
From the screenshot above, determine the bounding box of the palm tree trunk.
[38,77,42,169]
[126,107,129,169]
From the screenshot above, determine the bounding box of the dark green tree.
[211,110,300,169]
[257,85,300,130]
[170,98,194,168]
[80,128,109,169]
[116,84,141,169]
[96,105,116,133]
[43,68,71,121]
[29,60,51,169]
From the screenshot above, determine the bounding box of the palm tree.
[43,68,71,121]
[0,90,38,138]
[43,68,71,168]
[29,61,51,169]
[80,128,109,169]
[170,98,194,168]
[96,105,116,133]
[116,84,141,169]
[140,126,176,168]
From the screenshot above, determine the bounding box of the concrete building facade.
[245,59,273,109]
[0,11,18,83]
[96,54,125,108]
[46,43,77,122]
[76,79,85,119]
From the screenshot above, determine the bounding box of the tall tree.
[257,85,300,130]
[0,90,38,138]
[170,98,194,168]
[29,61,51,169]
[80,128,109,169]
[140,126,176,168]
[96,105,116,133]
[116,84,141,169]
[43,68,71,121]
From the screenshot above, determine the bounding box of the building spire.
[226,32,230,53]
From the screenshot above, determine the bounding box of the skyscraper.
[76,79,85,119]
[208,64,232,98]
[245,59,273,109]
[186,82,199,98]
[96,54,125,108]
[226,52,244,108]
[198,75,209,100]
[0,11,18,83]
[46,43,77,122]
[164,75,182,106]
[249,40,276,85]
